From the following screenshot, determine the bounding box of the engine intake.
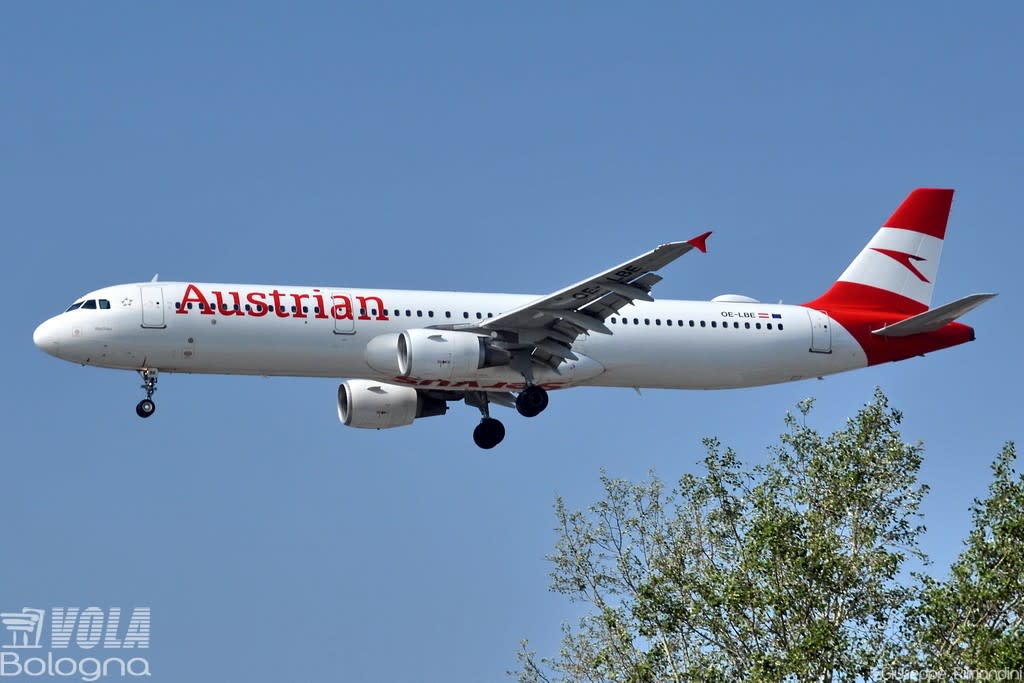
[337,379,447,429]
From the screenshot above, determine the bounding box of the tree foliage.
[903,442,1024,676]
[513,390,1022,683]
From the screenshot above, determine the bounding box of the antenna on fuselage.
[150,274,159,282]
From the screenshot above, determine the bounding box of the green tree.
[903,442,1024,677]
[514,389,930,682]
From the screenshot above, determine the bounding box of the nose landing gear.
[135,368,158,418]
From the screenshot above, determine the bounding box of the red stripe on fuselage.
[805,303,975,366]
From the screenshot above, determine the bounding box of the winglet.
[687,231,712,254]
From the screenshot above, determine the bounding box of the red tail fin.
[805,188,953,314]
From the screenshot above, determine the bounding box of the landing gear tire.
[136,399,156,418]
[136,368,159,419]
[473,418,505,449]
[516,386,549,418]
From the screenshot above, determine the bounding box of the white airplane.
[34,188,995,448]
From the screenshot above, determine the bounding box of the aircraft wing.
[478,233,711,370]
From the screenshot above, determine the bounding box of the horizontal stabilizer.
[872,293,997,337]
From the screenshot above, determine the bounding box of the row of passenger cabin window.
[388,309,495,319]
[65,299,111,312]
[608,316,784,331]
[174,301,497,319]
[177,301,331,314]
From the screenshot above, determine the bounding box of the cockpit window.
[81,300,97,309]
[65,301,84,312]
[99,299,111,309]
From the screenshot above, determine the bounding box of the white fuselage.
[33,282,867,391]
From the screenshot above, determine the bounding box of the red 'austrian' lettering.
[175,284,389,322]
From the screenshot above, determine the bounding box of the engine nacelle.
[397,329,510,380]
[337,379,446,429]
[365,333,403,375]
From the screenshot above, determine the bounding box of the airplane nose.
[33,318,61,356]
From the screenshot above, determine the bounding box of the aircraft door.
[807,309,832,354]
[332,291,355,335]
[140,286,166,329]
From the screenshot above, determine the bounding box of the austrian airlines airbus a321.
[34,189,995,448]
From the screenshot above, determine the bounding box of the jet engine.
[365,330,511,379]
[337,379,446,429]
[396,329,511,381]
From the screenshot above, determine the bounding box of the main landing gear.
[467,392,505,449]
[135,368,158,418]
[515,385,549,418]
[466,386,550,449]
[473,418,505,450]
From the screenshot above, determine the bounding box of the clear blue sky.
[3,3,1021,681]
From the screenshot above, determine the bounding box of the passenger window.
[711,321,717,328]
[688,320,695,327]
[476,312,482,319]
[463,312,469,319]
[428,311,434,318]
[610,317,617,324]
[445,311,451,318]
[245,304,252,312]
[700,320,706,328]
[371,309,378,316]
[755,323,761,329]
[744,322,750,329]
[175,302,181,310]
[666,319,672,326]
[633,318,639,325]
[655,319,661,326]
[302,306,308,314]
[778,324,784,331]
[406,310,412,317]
[417,310,423,317]
[644,318,650,325]
[766,323,772,330]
